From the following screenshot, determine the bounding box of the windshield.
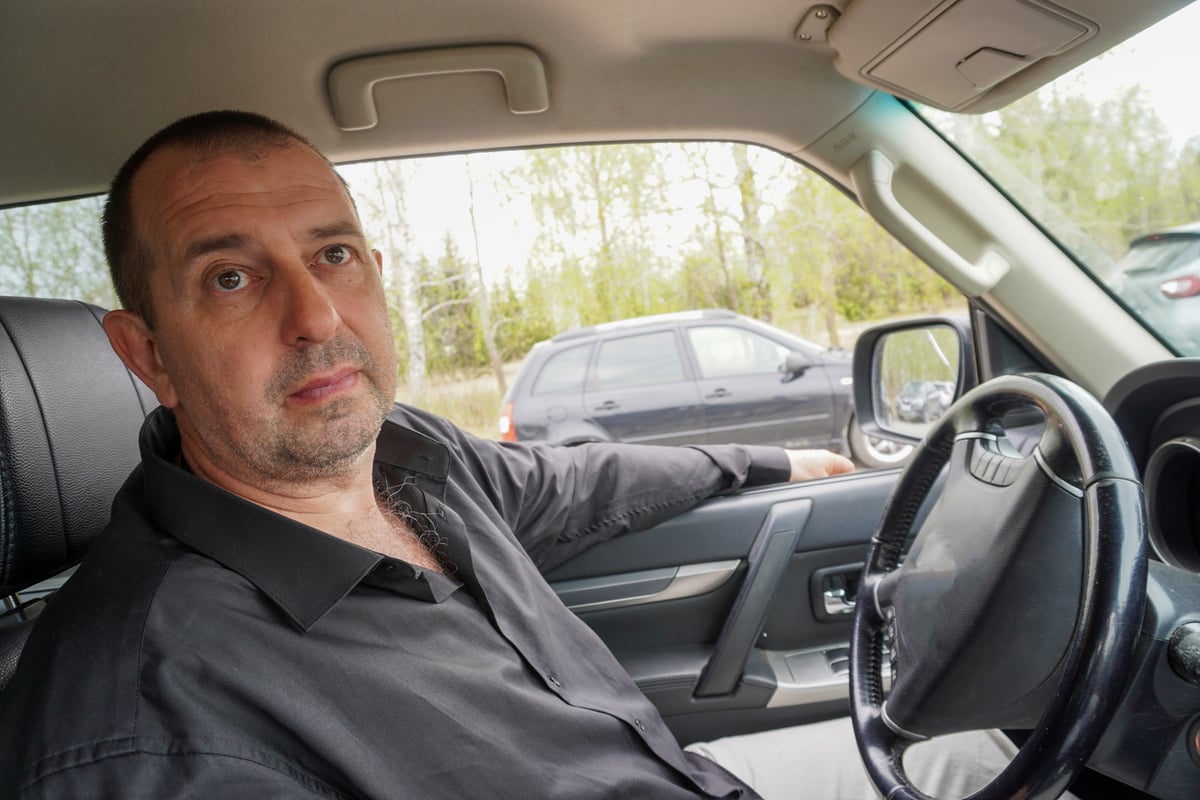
[917,3,1200,355]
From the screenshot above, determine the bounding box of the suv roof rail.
[550,308,739,343]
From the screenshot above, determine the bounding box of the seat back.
[0,296,156,688]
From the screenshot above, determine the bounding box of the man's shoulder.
[379,402,507,470]
[385,402,466,440]
[0,505,259,762]
[0,521,179,778]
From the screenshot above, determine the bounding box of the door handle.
[812,564,863,621]
[594,400,620,411]
[822,587,856,616]
[705,388,731,399]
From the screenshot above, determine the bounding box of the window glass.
[0,195,114,306]
[592,331,685,390]
[689,325,787,379]
[917,3,1200,354]
[532,343,592,395]
[5,140,963,458]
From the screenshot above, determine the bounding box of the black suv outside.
[498,309,908,469]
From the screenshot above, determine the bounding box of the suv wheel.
[847,415,913,470]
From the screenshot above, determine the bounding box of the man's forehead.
[131,143,361,252]
[135,142,344,204]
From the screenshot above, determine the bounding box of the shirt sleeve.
[436,415,793,571]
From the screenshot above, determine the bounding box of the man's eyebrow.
[307,221,365,241]
[184,233,250,264]
[180,222,365,266]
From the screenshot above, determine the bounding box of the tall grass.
[396,366,519,440]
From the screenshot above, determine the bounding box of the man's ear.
[102,309,179,408]
[372,248,383,274]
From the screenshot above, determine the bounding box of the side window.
[592,331,686,390]
[0,195,115,306]
[688,326,788,379]
[532,343,592,395]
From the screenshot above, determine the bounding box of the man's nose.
[279,267,340,346]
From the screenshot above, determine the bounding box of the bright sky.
[1065,2,1200,148]
[340,145,784,289]
[340,153,536,287]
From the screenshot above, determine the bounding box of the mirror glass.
[873,326,960,439]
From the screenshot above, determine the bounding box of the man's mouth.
[287,368,360,405]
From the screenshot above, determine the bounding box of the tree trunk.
[464,157,507,394]
[733,144,770,319]
[372,162,426,397]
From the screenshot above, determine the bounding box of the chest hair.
[342,500,445,573]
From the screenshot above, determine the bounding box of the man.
[0,111,1015,798]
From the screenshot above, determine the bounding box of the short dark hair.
[101,110,332,326]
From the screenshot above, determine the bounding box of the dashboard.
[1106,359,1200,571]
[1096,358,1200,797]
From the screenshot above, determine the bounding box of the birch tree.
[355,161,426,395]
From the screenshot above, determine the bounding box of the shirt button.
[634,719,646,731]
[548,675,561,688]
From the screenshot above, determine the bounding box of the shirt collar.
[138,406,453,632]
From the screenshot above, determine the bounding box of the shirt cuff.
[742,446,793,487]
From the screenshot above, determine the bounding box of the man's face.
[124,142,397,487]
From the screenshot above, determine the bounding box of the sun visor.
[824,0,1098,111]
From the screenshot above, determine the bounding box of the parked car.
[894,379,953,423]
[1109,223,1200,353]
[498,309,911,469]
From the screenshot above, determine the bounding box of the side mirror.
[852,317,976,444]
[779,350,813,382]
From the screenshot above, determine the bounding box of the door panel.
[685,324,837,447]
[695,370,834,446]
[545,469,899,744]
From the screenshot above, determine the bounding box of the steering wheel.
[850,373,1147,800]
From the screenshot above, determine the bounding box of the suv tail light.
[499,401,517,442]
[1159,275,1200,299]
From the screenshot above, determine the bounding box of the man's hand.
[785,449,855,481]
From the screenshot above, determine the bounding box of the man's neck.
[179,436,443,571]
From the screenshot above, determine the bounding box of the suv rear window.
[1119,236,1200,276]
[592,331,685,390]
[532,343,592,395]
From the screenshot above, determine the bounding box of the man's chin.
[275,402,387,475]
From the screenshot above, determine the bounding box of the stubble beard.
[236,334,395,483]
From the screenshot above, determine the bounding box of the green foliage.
[459,140,967,369]
[941,84,1199,268]
[490,268,558,361]
[419,235,485,375]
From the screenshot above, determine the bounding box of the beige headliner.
[1,0,1188,207]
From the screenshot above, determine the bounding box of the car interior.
[4,1,1200,798]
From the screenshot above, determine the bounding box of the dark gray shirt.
[1,404,791,798]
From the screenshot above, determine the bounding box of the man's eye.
[213,269,247,292]
[318,245,352,265]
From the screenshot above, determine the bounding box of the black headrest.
[0,297,157,595]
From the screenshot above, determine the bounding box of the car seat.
[0,297,156,690]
